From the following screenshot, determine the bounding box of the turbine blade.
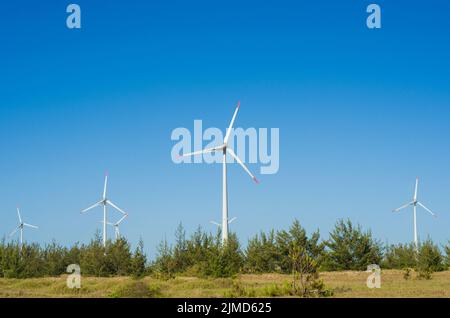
[228,217,237,224]
[9,226,20,237]
[178,145,224,158]
[227,148,259,184]
[393,201,413,213]
[417,202,437,217]
[116,214,128,225]
[414,178,419,201]
[17,208,22,223]
[103,174,108,200]
[81,201,102,213]
[224,101,240,144]
[99,221,115,226]
[107,200,127,215]
[23,223,38,229]
[210,221,221,227]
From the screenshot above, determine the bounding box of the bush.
[289,242,332,297]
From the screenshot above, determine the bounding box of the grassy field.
[0,270,449,298]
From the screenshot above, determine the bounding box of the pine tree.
[131,238,147,278]
[324,219,383,271]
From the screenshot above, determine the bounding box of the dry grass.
[0,270,449,298]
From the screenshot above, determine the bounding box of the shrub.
[290,242,332,297]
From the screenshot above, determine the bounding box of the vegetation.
[1,219,449,294]
[0,232,147,278]
[323,219,383,271]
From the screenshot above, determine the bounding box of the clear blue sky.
[1,1,449,257]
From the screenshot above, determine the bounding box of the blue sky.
[1,1,449,257]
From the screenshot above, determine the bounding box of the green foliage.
[444,241,450,269]
[0,220,448,280]
[382,243,417,269]
[245,220,324,274]
[152,225,243,278]
[245,230,278,273]
[289,242,332,297]
[323,219,383,271]
[131,239,147,278]
[0,231,147,278]
[416,239,445,274]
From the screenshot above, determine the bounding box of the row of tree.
[0,220,449,278]
[153,219,450,277]
[0,232,147,278]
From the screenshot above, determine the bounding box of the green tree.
[245,230,278,273]
[416,239,444,273]
[289,241,331,297]
[79,232,109,276]
[107,238,132,276]
[382,243,416,269]
[131,239,147,278]
[275,220,324,273]
[324,219,383,271]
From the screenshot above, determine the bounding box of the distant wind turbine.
[210,217,237,229]
[81,173,129,247]
[101,214,128,241]
[179,102,259,244]
[393,177,437,251]
[9,207,38,251]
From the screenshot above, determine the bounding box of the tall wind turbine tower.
[179,102,259,244]
[393,177,437,250]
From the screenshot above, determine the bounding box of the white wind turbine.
[9,207,38,251]
[81,174,128,247]
[179,102,259,244]
[101,214,128,241]
[393,177,437,251]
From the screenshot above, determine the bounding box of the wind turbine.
[179,102,259,244]
[101,214,128,241]
[81,173,128,247]
[9,207,38,251]
[393,177,437,251]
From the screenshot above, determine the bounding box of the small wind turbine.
[393,177,437,251]
[9,207,38,251]
[101,214,128,241]
[81,173,128,247]
[179,102,259,245]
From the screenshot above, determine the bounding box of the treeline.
[153,219,450,278]
[1,220,449,279]
[0,232,147,278]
